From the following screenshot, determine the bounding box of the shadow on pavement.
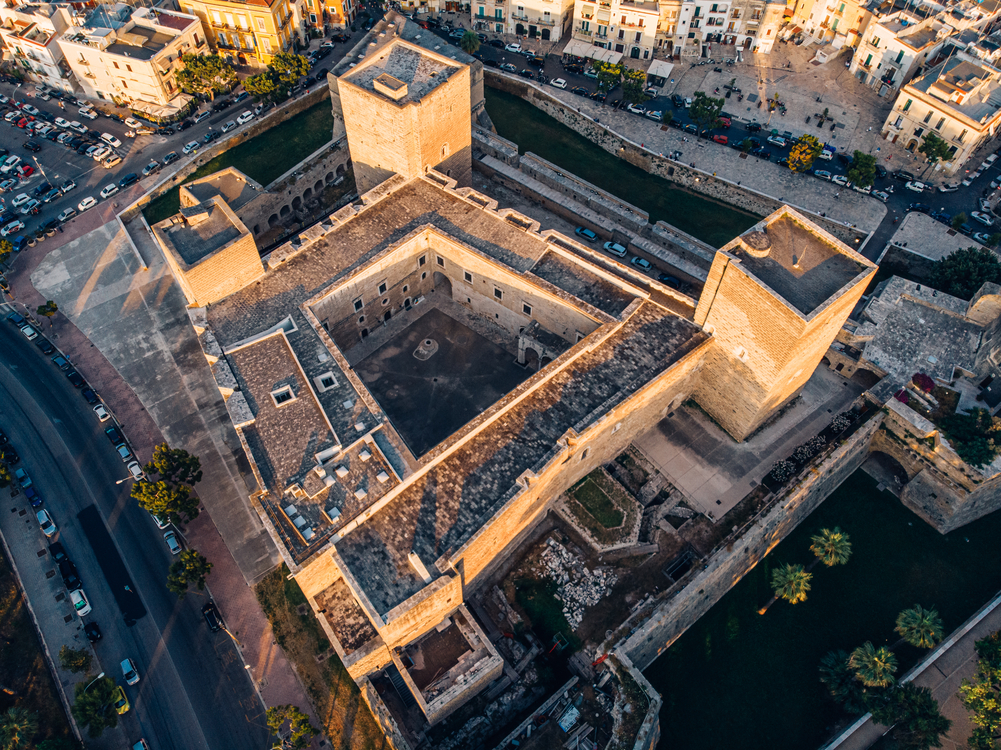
[77,505,146,625]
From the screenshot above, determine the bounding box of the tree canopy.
[930,246,1001,300]
[689,91,725,133]
[71,675,119,737]
[147,443,202,488]
[871,683,951,750]
[59,645,92,674]
[847,151,876,188]
[788,134,822,172]
[245,53,310,104]
[895,606,944,650]
[0,707,37,750]
[0,239,11,267]
[850,642,898,688]
[621,68,647,104]
[459,30,480,55]
[267,704,318,749]
[959,629,1001,750]
[176,54,237,100]
[919,132,952,166]
[132,443,203,526]
[820,650,871,715]
[939,408,1001,468]
[809,527,852,568]
[771,563,812,605]
[167,548,213,599]
[593,61,623,92]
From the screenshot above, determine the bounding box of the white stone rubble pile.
[540,538,617,629]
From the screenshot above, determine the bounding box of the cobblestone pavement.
[1,203,324,741]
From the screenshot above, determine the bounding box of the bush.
[912,373,935,393]
[768,459,796,483]
[939,408,1001,467]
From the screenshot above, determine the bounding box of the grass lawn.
[255,565,387,750]
[0,546,75,748]
[644,470,1001,750]
[143,100,335,225]
[513,578,583,653]
[571,477,624,528]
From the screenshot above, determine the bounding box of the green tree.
[0,707,37,750]
[0,238,11,267]
[167,549,213,599]
[808,527,852,570]
[989,233,1001,247]
[895,606,944,650]
[918,132,953,174]
[71,675,118,737]
[621,68,647,104]
[959,629,1001,750]
[931,246,1001,300]
[820,649,871,715]
[870,683,951,749]
[266,704,318,749]
[0,462,10,489]
[131,480,200,527]
[58,645,92,674]
[740,137,754,153]
[270,52,310,88]
[688,91,724,134]
[593,61,623,92]
[459,30,480,55]
[850,642,898,688]
[146,443,203,488]
[175,53,237,100]
[36,300,57,327]
[759,563,812,614]
[788,134,823,172]
[662,110,673,126]
[953,212,968,230]
[244,72,278,103]
[939,408,1001,468]
[847,151,876,188]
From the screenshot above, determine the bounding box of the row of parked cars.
[573,226,689,291]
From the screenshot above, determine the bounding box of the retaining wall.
[618,409,883,670]
[483,72,868,248]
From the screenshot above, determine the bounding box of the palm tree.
[758,563,812,614]
[808,527,852,571]
[850,642,898,688]
[459,30,480,56]
[819,650,869,715]
[0,707,37,749]
[894,605,944,650]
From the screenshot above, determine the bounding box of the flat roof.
[159,201,243,265]
[342,40,460,106]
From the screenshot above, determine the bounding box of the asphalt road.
[0,315,268,750]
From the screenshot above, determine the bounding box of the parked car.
[77,196,97,212]
[938,182,960,193]
[182,141,199,155]
[711,134,728,145]
[121,658,140,686]
[202,601,223,632]
[163,530,182,555]
[872,190,890,202]
[112,685,130,715]
[550,78,568,90]
[19,324,37,340]
[141,161,160,176]
[36,509,57,537]
[908,203,932,214]
[236,111,255,125]
[94,404,111,422]
[70,589,91,616]
[66,369,85,388]
[221,120,237,133]
[81,388,99,405]
[24,487,42,508]
[574,226,597,242]
[162,151,180,165]
[57,207,76,222]
[85,623,102,643]
[127,461,145,481]
[105,426,125,445]
[603,241,627,257]
[905,180,927,193]
[630,256,653,272]
[118,173,139,189]
[973,211,996,227]
[766,135,786,148]
[59,560,81,591]
[193,110,211,124]
[99,184,119,199]
[831,175,850,187]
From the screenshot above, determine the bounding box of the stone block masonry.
[618,409,882,670]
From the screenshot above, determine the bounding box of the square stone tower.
[338,38,472,194]
[691,207,876,441]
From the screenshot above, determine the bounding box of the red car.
[712,134,728,145]
[718,115,731,128]
[16,165,33,179]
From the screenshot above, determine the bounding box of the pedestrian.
[835,191,840,199]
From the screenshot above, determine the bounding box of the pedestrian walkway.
[822,589,1001,750]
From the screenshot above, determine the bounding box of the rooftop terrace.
[343,41,460,106]
[156,199,245,266]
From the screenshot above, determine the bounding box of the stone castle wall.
[482,73,868,248]
[618,409,882,669]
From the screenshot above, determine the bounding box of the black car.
[746,122,762,132]
[37,219,59,236]
[590,91,607,102]
[931,211,952,225]
[48,541,67,563]
[177,119,194,131]
[330,33,349,42]
[682,123,697,134]
[908,203,932,214]
[118,173,139,188]
[33,182,52,197]
[203,130,221,143]
[41,188,61,203]
[163,151,180,165]
[894,169,917,182]
[672,94,685,108]
[518,69,534,79]
[202,601,223,632]
[84,622,102,643]
[66,369,85,388]
[105,425,125,446]
[751,146,770,160]
[51,354,70,370]
[155,126,175,136]
[59,560,81,591]
[875,164,888,179]
[483,59,499,68]
[0,444,18,464]
[35,337,55,355]
[23,140,40,152]
[212,99,233,112]
[570,86,588,96]
[658,273,682,289]
[81,387,99,404]
[489,39,504,48]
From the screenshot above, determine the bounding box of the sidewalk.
[823,589,1001,750]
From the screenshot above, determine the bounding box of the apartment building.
[653,0,782,58]
[471,0,574,41]
[881,53,1001,173]
[299,0,357,33]
[176,0,295,67]
[849,11,951,94]
[58,6,204,109]
[793,0,871,49]
[0,4,76,93]
[570,0,659,60]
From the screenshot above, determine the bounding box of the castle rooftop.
[342,40,460,105]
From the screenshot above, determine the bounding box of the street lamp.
[83,672,105,693]
[115,477,131,485]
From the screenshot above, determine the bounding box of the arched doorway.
[541,29,550,40]
[515,23,525,35]
[280,205,291,217]
[383,310,392,322]
[851,369,882,389]
[631,46,640,59]
[292,196,303,211]
[268,214,279,226]
[524,347,540,371]
[906,140,918,152]
[867,451,910,491]
[433,271,452,299]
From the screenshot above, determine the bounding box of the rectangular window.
[896,50,904,64]
[902,98,912,112]
[913,127,923,138]
[923,110,933,124]
[935,117,945,131]
[239,15,248,28]
[271,386,295,406]
[618,28,625,38]
[257,17,267,31]
[958,129,967,143]
[126,64,132,72]
[496,23,502,31]
[635,31,641,41]
[309,12,317,23]
[113,61,120,69]
[494,287,503,300]
[463,271,472,283]
[478,5,485,15]
[225,12,235,26]
[495,8,502,18]
[353,298,363,312]
[314,372,338,392]
[436,256,445,267]
[377,281,387,295]
[582,20,590,30]
[212,11,222,24]
[418,254,426,267]
[522,303,532,316]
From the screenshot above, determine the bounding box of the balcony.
[574,26,594,37]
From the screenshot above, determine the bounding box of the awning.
[647,59,674,80]
[563,39,623,64]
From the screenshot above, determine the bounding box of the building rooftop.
[342,40,461,106]
[315,576,379,655]
[156,198,246,267]
[724,210,869,317]
[181,168,260,213]
[530,251,638,318]
[911,55,1001,124]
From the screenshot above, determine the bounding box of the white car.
[54,117,70,128]
[77,196,97,212]
[1,155,22,173]
[94,403,110,421]
[103,155,122,168]
[21,104,38,116]
[603,241,627,257]
[626,102,647,115]
[127,461,145,481]
[236,110,255,125]
[182,141,199,155]
[221,120,237,133]
[11,193,30,208]
[831,174,850,186]
[852,184,871,194]
[100,133,122,148]
[99,184,119,199]
[124,117,142,129]
[121,658,140,686]
[872,190,890,202]
[91,146,110,161]
[20,324,37,340]
[1,220,24,237]
[163,530,182,555]
[766,135,787,148]
[550,78,567,90]
[57,207,76,222]
[192,110,211,124]
[20,199,40,216]
[905,180,927,193]
[68,121,87,134]
[148,510,169,529]
[972,211,996,227]
[36,509,57,537]
[505,43,522,52]
[78,107,98,120]
[938,182,960,193]
[70,589,91,617]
